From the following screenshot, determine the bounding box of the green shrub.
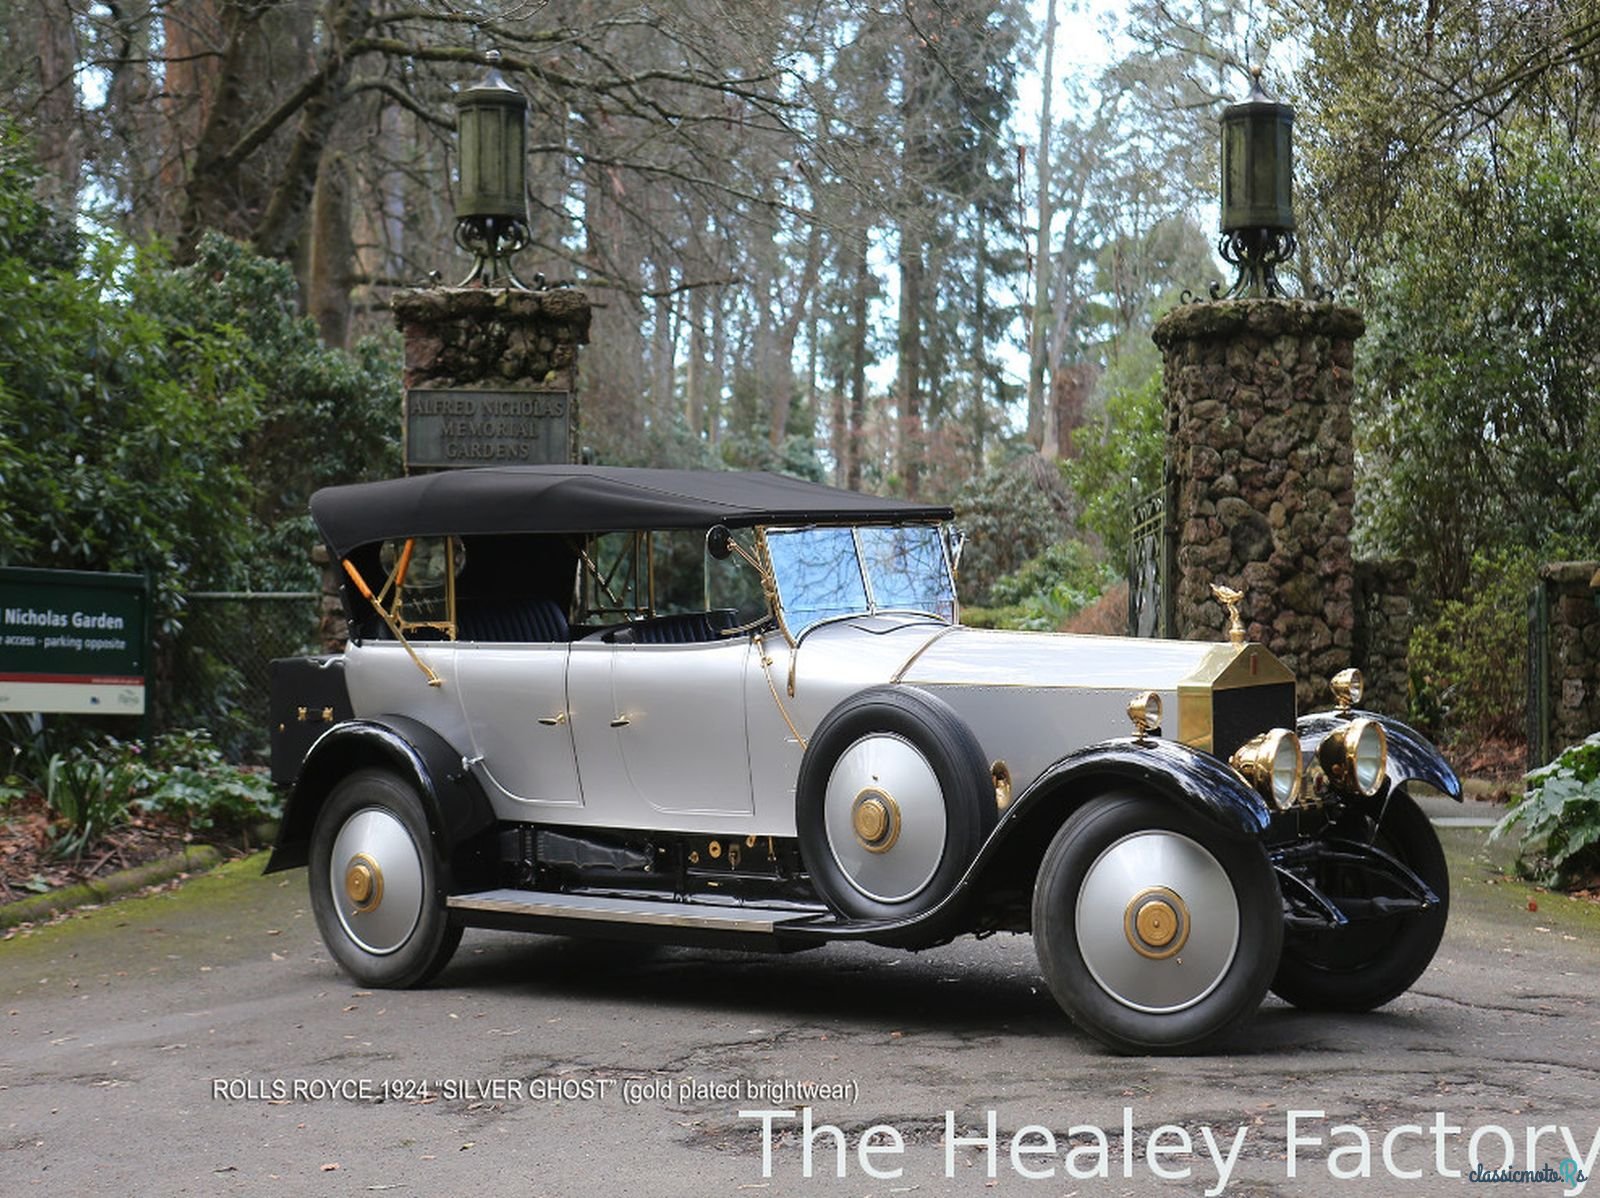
[962,540,1118,631]
[43,744,147,860]
[1491,733,1600,888]
[953,454,1072,606]
[1061,369,1165,569]
[1406,547,1534,744]
[136,729,282,832]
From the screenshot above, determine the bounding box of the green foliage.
[0,148,255,622]
[1062,367,1165,567]
[1406,549,1534,744]
[1,116,400,758]
[1492,733,1600,889]
[2,714,58,799]
[1355,131,1600,601]
[963,540,1119,631]
[42,745,145,860]
[28,729,278,856]
[136,729,281,832]
[0,116,399,608]
[132,232,402,590]
[952,453,1072,606]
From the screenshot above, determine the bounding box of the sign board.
[405,388,572,469]
[0,567,150,715]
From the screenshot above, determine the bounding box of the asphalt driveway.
[2,807,1597,1196]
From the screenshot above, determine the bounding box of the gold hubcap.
[851,788,901,854]
[344,853,383,914]
[1124,886,1190,960]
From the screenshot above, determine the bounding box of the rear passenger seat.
[455,597,570,643]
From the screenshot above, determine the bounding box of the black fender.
[264,716,498,887]
[782,737,1271,949]
[1003,737,1274,838]
[1296,710,1462,801]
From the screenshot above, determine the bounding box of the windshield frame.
[761,522,958,640]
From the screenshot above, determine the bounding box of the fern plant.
[1491,733,1600,888]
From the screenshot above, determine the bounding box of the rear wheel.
[1270,791,1448,1011]
[1032,794,1282,1053]
[309,768,461,987]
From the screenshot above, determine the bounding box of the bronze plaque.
[405,388,571,468]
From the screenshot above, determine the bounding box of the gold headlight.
[1231,728,1302,810]
[1330,667,1364,713]
[1319,717,1388,797]
[1127,691,1163,737]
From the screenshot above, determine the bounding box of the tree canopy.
[3,0,1597,651]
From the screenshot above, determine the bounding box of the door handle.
[538,712,568,726]
[609,715,631,728]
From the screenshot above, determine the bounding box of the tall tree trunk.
[1027,0,1059,456]
[709,290,726,451]
[766,223,821,448]
[686,283,708,438]
[254,0,372,261]
[897,220,924,497]
[972,205,989,475]
[175,0,272,255]
[307,155,355,348]
[653,285,676,426]
[847,226,869,491]
[34,0,81,209]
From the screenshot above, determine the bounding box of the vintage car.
[267,465,1460,1052]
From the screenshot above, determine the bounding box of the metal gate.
[166,592,321,763]
[1527,581,1551,769]
[1128,479,1175,638]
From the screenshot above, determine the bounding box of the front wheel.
[309,768,461,988]
[1032,794,1283,1054]
[795,687,993,921]
[1270,791,1448,1011]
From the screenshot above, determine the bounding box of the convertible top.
[310,465,954,557]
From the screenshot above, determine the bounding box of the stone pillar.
[1352,558,1416,716]
[312,544,347,653]
[1540,562,1600,761]
[1152,299,1364,708]
[391,286,591,465]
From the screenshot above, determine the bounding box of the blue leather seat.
[457,597,570,643]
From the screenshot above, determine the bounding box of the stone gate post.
[391,287,591,468]
[1151,299,1365,708]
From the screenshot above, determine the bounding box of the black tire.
[309,768,462,988]
[795,686,994,921]
[1270,791,1448,1012]
[1032,793,1283,1054]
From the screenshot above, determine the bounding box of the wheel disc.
[327,806,425,955]
[1075,830,1240,1014]
[822,733,946,903]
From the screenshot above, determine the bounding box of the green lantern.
[1204,67,1297,300]
[1220,67,1294,236]
[453,50,532,287]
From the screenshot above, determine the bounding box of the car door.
[568,635,755,821]
[453,641,582,808]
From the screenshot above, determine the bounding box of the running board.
[447,889,827,951]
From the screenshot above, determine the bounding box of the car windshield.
[765,524,955,634]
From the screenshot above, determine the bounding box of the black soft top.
[310,466,953,558]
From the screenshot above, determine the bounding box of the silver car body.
[343,623,1229,839]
